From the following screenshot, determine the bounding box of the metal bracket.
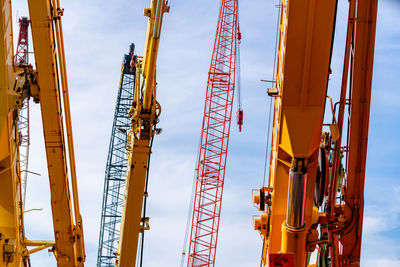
[267,87,280,97]
[140,217,150,232]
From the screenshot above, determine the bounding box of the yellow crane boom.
[27,0,85,265]
[0,0,85,266]
[116,1,169,266]
[0,0,26,265]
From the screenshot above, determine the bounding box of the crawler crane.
[0,0,85,266]
[114,1,169,266]
[252,0,378,266]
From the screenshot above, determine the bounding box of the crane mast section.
[27,0,85,265]
[187,0,238,266]
[0,0,26,265]
[263,0,336,265]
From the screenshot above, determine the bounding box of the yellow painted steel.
[142,0,169,110]
[116,1,169,266]
[281,224,307,262]
[257,0,336,266]
[0,1,26,266]
[26,0,85,265]
[117,139,151,267]
[25,240,56,255]
[0,0,85,266]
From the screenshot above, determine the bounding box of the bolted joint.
[73,222,85,263]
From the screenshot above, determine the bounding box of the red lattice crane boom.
[187,1,238,266]
[15,17,31,208]
[15,17,30,66]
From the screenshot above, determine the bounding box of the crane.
[115,1,169,266]
[97,44,137,267]
[186,0,239,266]
[0,0,85,266]
[252,0,378,266]
[14,16,31,209]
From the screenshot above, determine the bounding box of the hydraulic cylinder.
[286,170,307,228]
[281,158,308,267]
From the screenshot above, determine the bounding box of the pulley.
[314,146,329,206]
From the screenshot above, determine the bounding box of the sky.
[9,0,400,266]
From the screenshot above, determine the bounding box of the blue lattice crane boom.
[97,44,136,267]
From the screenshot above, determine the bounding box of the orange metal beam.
[339,0,378,265]
[261,0,337,266]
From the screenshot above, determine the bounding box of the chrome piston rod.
[286,158,307,229]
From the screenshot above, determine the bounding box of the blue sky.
[11,0,400,266]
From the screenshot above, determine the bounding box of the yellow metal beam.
[116,1,169,265]
[117,140,151,267]
[25,240,56,247]
[26,240,56,255]
[142,0,169,110]
[0,0,26,266]
[27,0,85,265]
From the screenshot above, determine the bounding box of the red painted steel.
[15,17,31,207]
[187,1,238,266]
[15,17,30,66]
[269,254,295,267]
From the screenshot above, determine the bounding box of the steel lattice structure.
[187,1,238,266]
[15,17,30,66]
[97,44,136,267]
[15,17,31,208]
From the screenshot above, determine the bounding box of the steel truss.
[187,1,238,266]
[97,44,136,267]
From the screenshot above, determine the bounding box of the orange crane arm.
[262,0,336,265]
[333,0,378,265]
[253,0,378,266]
